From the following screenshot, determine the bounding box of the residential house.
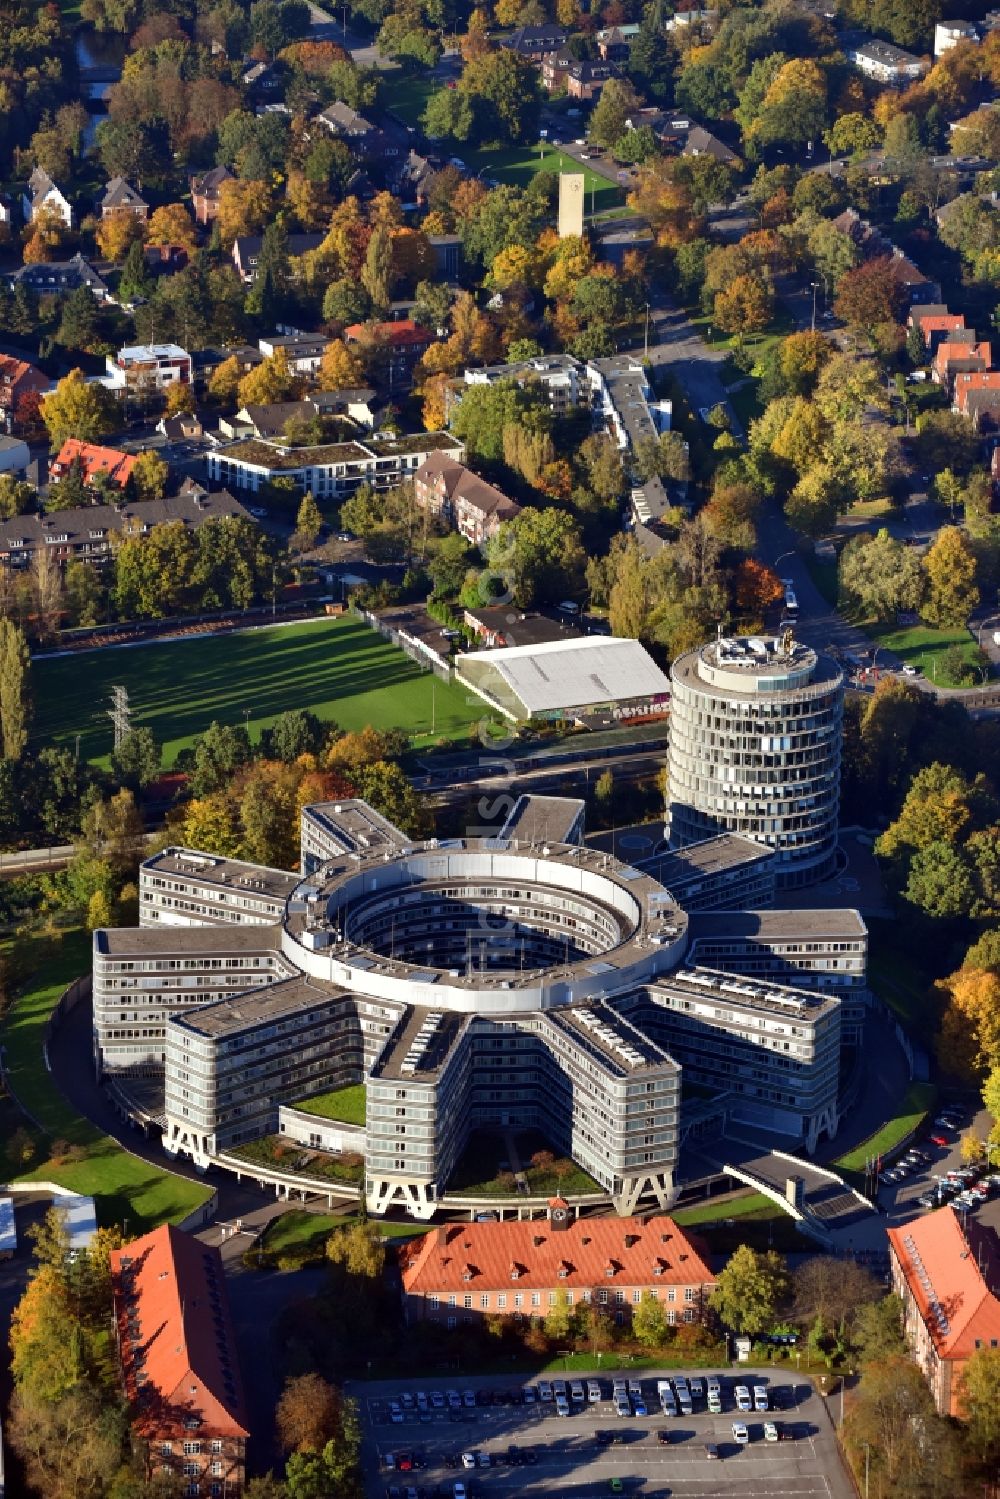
[464,607,583,648]
[664,6,719,32]
[110,1225,249,1497]
[964,385,1000,431]
[909,305,966,354]
[258,332,327,375]
[413,453,521,545]
[343,319,434,387]
[501,23,569,59]
[889,248,941,306]
[5,254,109,301]
[105,343,193,394]
[848,38,930,83]
[99,177,148,221]
[830,209,941,303]
[190,165,235,225]
[596,23,640,60]
[399,1209,716,1331]
[156,411,204,442]
[232,232,324,283]
[49,438,138,490]
[933,331,991,388]
[396,149,438,208]
[954,369,1000,420]
[0,355,51,433]
[192,345,264,388]
[566,59,621,101]
[934,19,978,53]
[219,388,378,441]
[206,431,465,499]
[0,487,250,570]
[682,126,738,165]
[889,1207,1000,1416]
[22,166,72,227]
[315,101,408,179]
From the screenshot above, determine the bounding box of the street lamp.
[811,281,819,333]
[644,302,651,361]
[863,1441,870,1499]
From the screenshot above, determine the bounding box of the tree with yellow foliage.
[217,177,273,244]
[285,171,330,231]
[95,211,142,263]
[318,338,363,389]
[164,381,196,416]
[237,349,299,408]
[627,162,702,248]
[420,372,451,432]
[714,273,772,337]
[543,235,594,301]
[208,355,241,405]
[936,967,1000,1081]
[146,201,198,255]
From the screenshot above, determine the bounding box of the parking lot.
[876,1099,1000,1232]
[352,1370,856,1499]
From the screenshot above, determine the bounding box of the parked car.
[732,1422,749,1445]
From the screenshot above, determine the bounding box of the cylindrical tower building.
[665,633,843,888]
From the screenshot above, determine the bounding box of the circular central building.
[665,634,843,888]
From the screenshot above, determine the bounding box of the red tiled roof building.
[889,1206,1000,1416]
[49,437,138,489]
[399,1208,715,1331]
[111,1224,249,1496]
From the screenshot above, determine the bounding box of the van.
[557,600,581,614]
[614,1394,630,1417]
[587,1380,602,1403]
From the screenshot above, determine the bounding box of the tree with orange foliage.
[420,372,451,431]
[461,7,491,62]
[627,160,703,248]
[318,338,363,389]
[936,967,1000,1082]
[733,558,784,617]
[278,38,348,71]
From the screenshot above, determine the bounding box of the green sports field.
[32,616,485,765]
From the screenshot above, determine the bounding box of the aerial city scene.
[2,0,1000,1493]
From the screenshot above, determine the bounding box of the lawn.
[672,1191,777,1227]
[833,1080,938,1179]
[460,142,624,215]
[32,615,485,765]
[228,1134,365,1184]
[866,916,938,1030]
[385,69,437,128]
[865,620,983,687]
[295,1083,367,1126]
[1,928,212,1230]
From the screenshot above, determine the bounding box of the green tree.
[353,760,425,836]
[589,77,642,150]
[960,1347,1000,1461]
[57,285,101,352]
[111,727,160,789]
[487,508,586,609]
[118,238,152,305]
[631,1290,669,1349]
[263,709,327,763]
[0,619,30,761]
[904,841,976,919]
[293,492,323,552]
[837,530,923,622]
[429,533,473,597]
[709,1244,789,1338]
[544,1289,574,1342]
[189,721,253,797]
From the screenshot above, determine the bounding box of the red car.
[930,1134,949,1147]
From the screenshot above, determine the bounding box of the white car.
[708,1393,722,1414]
[453,1486,466,1499]
[446,1390,461,1410]
[735,1387,752,1413]
[462,1390,475,1408]
[555,1394,571,1417]
[587,1380,602,1403]
[628,1378,642,1398]
[732,1421,749,1445]
[538,1381,553,1402]
[614,1394,631,1417]
[754,1387,769,1412]
[523,1386,537,1405]
[389,1402,404,1424]
[689,1378,704,1399]
[764,1422,779,1443]
[901,664,919,676]
[570,1381,585,1404]
[384,1454,396,1470]
[461,1453,477,1470]
[553,1380,567,1399]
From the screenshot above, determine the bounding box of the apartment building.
[0,489,250,571]
[106,343,192,394]
[400,1211,715,1330]
[205,431,465,498]
[413,453,521,545]
[111,1225,248,1496]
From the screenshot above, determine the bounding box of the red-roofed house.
[954,370,1000,418]
[49,438,137,490]
[399,1207,715,1331]
[933,336,992,389]
[0,354,50,433]
[111,1224,249,1495]
[413,452,521,546]
[344,319,434,385]
[910,309,965,354]
[889,1206,1000,1415]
